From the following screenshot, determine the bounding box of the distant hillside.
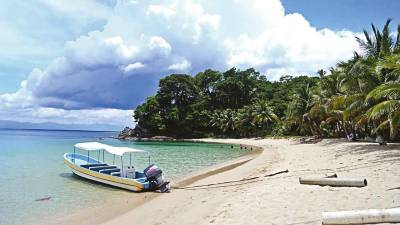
[0,120,121,131]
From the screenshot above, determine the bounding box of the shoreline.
[173,144,263,188]
[34,138,400,225]
[34,140,262,225]
[100,138,280,225]
[101,138,399,225]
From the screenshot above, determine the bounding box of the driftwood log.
[299,177,367,187]
[300,135,322,144]
[322,208,400,224]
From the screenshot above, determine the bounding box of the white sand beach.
[92,138,400,225]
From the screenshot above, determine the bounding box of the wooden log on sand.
[322,208,400,224]
[299,177,367,187]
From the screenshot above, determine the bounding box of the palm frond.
[373,120,389,134]
[366,83,400,102]
[325,116,338,124]
[368,100,400,120]
[343,99,365,121]
[395,24,400,51]
[356,29,376,56]
[355,114,368,129]
[380,18,393,55]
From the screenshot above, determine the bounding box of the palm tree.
[210,109,239,136]
[365,82,400,140]
[319,67,344,98]
[221,109,239,135]
[317,69,327,77]
[376,53,400,82]
[210,110,224,134]
[356,19,394,58]
[251,100,278,135]
[236,106,256,137]
[395,24,400,53]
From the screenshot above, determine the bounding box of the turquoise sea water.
[0,129,248,225]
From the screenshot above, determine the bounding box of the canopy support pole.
[73,147,76,164]
[121,156,124,176]
[103,150,105,163]
[148,154,151,165]
[98,150,100,162]
[87,151,89,164]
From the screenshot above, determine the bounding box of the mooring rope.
[173,159,393,190]
[172,169,289,190]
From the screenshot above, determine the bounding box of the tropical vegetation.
[132,19,400,141]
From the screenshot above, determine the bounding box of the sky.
[0,0,398,130]
[281,0,400,32]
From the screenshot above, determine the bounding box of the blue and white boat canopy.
[74,142,107,151]
[74,142,147,156]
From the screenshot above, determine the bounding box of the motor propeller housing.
[144,164,170,193]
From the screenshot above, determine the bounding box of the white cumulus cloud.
[121,62,145,73]
[147,4,176,18]
[0,0,360,127]
[168,59,191,71]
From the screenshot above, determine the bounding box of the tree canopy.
[133,19,400,141]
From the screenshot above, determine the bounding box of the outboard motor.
[144,164,170,193]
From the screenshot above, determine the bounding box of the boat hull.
[64,153,149,192]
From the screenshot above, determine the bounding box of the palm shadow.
[318,139,400,163]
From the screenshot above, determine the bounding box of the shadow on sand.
[317,138,400,163]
